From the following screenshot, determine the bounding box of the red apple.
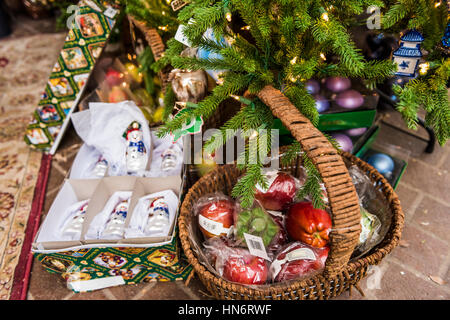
[255,171,297,211]
[270,242,329,282]
[223,248,269,285]
[198,199,235,239]
[286,201,332,248]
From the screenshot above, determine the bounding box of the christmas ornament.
[270,242,329,283]
[161,145,179,172]
[285,201,332,248]
[344,127,367,137]
[197,195,235,239]
[331,133,353,153]
[170,69,208,103]
[62,201,89,239]
[102,200,128,239]
[124,62,143,83]
[325,76,351,93]
[305,79,320,95]
[123,121,147,173]
[313,94,330,113]
[222,248,269,285]
[145,196,170,235]
[92,155,108,177]
[367,153,395,176]
[335,89,364,109]
[392,29,424,78]
[254,170,298,211]
[196,28,230,82]
[438,23,450,56]
[105,68,123,87]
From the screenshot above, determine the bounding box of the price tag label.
[244,233,271,261]
[198,215,231,236]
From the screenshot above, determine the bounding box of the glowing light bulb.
[320,53,327,61]
[231,95,240,101]
[226,12,232,22]
[321,12,329,21]
[241,25,251,30]
[290,56,298,65]
[435,1,441,7]
[419,62,430,75]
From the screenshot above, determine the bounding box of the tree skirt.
[0,32,65,300]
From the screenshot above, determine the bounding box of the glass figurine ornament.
[62,201,89,239]
[102,200,129,239]
[93,155,108,177]
[123,121,147,174]
[392,29,424,78]
[144,196,170,235]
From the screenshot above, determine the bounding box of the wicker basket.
[178,85,404,300]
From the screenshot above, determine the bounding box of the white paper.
[125,190,178,238]
[71,101,151,177]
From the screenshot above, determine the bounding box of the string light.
[320,53,327,61]
[225,12,232,22]
[435,1,441,8]
[290,56,298,65]
[321,12,329,22]
[158,25,169,31]
[419,62,430,75]
[241,25,251,30]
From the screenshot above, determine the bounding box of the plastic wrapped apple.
[285,201,332,248]
[254,169,299,211]
[203,237,269,285]
[223,248,269,285]
[270,242,329,282]
[196,193,236,239]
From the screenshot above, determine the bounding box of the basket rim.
[178,151,404,298]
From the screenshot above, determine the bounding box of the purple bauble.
[331,133,353,153]
[305,79,320,95]
[344,127,367,137]
[313,94,330,113]
[325,77,351,93]
[335,89,364,109]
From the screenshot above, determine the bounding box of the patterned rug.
[0,32,66,300]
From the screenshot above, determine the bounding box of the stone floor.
[3,9,449,301]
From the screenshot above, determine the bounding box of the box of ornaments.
[274,77,379,133]
[31,101,194,291]
[31,173,193,292]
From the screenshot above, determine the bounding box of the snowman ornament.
[124,121,147,174]
[102,200,129,239]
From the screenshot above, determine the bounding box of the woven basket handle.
[128,15,170,92]
[256,85,361,277]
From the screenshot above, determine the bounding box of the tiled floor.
[4,10,449,301]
